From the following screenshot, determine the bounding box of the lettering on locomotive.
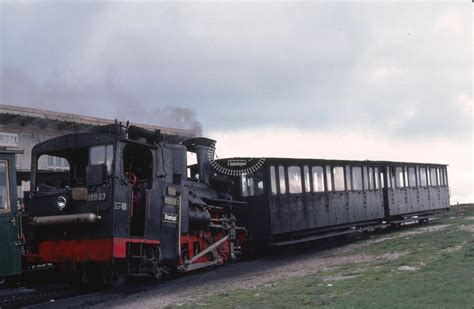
[114,202,127,211]
[227,159,247,167]
[163,213,178,223]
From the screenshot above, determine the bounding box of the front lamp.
[56,195,67,211]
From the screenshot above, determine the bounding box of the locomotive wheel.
[80,268,90,286]
[77,263,108,289]
[145,246,162,280]
[5,276,20,288]
[108,264,127,288]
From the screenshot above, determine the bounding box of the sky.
[0,1,472,202]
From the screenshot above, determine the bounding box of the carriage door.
[0,154,21,277]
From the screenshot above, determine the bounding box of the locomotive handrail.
[202,197,247,206]
[31,213,101,226]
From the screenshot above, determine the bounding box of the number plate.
[87,192,107,202]
[164,196,180,207]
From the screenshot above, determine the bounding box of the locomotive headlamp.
[56,195,68,211]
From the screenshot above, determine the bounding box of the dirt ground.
[96,223,446,309]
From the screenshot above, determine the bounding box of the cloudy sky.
[0,1,472,202]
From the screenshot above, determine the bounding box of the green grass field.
[170,204,474,309]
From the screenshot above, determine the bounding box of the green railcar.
[0,150,22,286]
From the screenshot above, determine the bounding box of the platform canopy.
[0,103,195,137]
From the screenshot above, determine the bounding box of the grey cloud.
[0,66,202,134]
[0,2,471,139]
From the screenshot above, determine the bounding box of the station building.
[0,104,195,197]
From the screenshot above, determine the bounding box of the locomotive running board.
[270,224,390,247]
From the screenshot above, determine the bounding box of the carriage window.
[389,167,395,188]
[419,167,427,186]
[374,167,380,189]
[326,165,333,191]
[404,168,409,188]
[333,166,345,191]
[278,166,286,194]
[430,168,438,186]
[395,167,404,188]
[345,166,352,191]
[270,166,277,195]
[363,166,369,189]
[352,166,363,190]
[90,145,113,175]
[443,168,448,185]
[241,172,264,197]
[0,161,10,211]
[440,168,447,186]
[303,166,311,193]
[437,168,443,186]
[380,169,384,188]
[312,166,324,192]
[408,167,416,187]
[288,166,302,194]
[437,168,441,186]
[241,175,253,196]
[368,167,374,190]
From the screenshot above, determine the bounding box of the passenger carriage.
[226,158,450,245]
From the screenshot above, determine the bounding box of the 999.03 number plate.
[87,192,107,202]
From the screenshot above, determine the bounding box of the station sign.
[0,132,19,148]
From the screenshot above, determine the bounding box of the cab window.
[90,145,113,175]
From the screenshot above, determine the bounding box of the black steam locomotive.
[1,124,450,287]
[23,124,244,287]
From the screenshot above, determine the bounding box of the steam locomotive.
[0,124,450,287]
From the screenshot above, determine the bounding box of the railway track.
[0,285,81,309]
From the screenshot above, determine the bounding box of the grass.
[168,204,474,309]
